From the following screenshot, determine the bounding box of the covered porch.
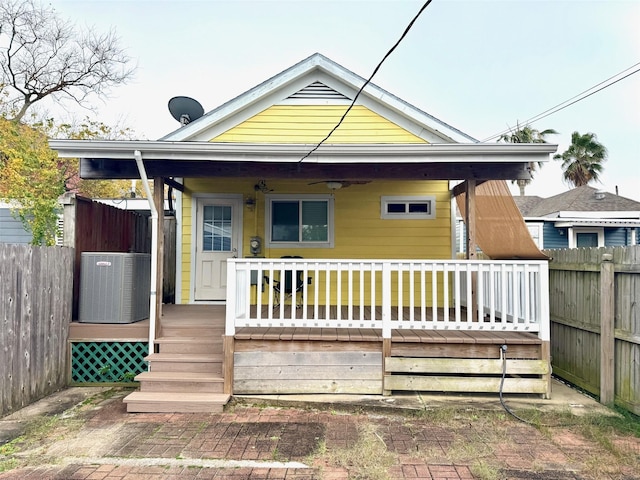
[224,257,551,399]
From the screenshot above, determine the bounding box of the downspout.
[134,150,158,354]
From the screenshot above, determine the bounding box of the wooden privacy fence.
[0,244,73,416]
[61,195,151,319]
[547,245,640,414]
[61,194,177,316]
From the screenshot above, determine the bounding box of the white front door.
[194,196,242,301]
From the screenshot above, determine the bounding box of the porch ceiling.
[48,140,558,181]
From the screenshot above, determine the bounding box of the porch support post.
[538,260,552,398]
[224,259,237,396]
[600,253,615,407]
[382,338,392,396]
[153,177,165,331]
[465,180,478,321]
[223,336,235,395]
[464,179,477,260]
[541,341,551,399]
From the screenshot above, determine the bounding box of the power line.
[483,61,640,143]
[299,0,434,163]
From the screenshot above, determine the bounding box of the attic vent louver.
[287,81,350,101]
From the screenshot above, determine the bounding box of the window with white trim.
[526,223,544,248]
[569,227,604,248]
[381,196,436,219]
[266,195,334,248]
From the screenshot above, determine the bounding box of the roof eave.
[48,139,558,164]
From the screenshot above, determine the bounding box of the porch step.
[155,336,223,354]
[135,371,224,393]
[124,391,230,413]
[145,353,223,374]
[160,325,225,338]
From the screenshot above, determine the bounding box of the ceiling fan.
[307,180,371,190]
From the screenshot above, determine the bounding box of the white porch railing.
[225,258,550,341]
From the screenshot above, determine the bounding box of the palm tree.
[499,124,558,196]
[554,131,607,187]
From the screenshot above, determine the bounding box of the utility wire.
[483,61,640,143]
[299,0,434,163]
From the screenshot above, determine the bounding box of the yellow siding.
[180,178,451,303]
[211,105,427,144]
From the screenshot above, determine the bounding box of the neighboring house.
[0,202,32,244]
[50,53,558,412]
[514,186,640,249]
[0,201,64,245]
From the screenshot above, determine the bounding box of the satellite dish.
[168,96,204,125]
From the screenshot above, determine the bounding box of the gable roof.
[161,53,477,144]
[515,185,640,218]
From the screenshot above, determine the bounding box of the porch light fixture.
[245,197,256,209]
[325,181,343,190]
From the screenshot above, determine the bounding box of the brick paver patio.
[0,390,638,480]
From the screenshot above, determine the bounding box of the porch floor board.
[69,305,541,346]
[150,304,542,345]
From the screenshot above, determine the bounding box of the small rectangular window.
[381,196,436,219]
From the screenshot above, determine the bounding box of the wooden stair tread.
[145,353,222,362]
[161,329,224,336]
[136,371,222,382]
[155,336,221,343]
[124,391,230,412]
[124,391,229,402]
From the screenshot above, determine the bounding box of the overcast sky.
[47,0,640,201]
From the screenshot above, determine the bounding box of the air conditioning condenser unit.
[79,252,151,323]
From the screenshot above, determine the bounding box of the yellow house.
[51,54,557,413]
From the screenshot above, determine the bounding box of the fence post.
[600,253,615,407]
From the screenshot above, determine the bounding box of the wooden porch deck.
[69,304,543,349]
[70,304,550,399]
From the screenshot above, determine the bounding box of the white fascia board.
[555,219,640,227]
[160,53,477,144]
[557,210,640,219]
[48,140,557,164]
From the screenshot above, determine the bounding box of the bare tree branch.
[0,0,135,122]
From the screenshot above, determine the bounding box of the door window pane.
[203,205,232,251]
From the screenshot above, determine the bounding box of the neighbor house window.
[381,196,436,219]
[569,227,604,248]
[526,223,544,248]
[267,195,334,248]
